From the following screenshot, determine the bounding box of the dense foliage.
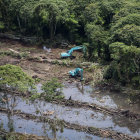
[0,0,140,88]
[104,42,140,88]
[0,64,36,92]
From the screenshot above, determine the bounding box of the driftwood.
[9,48,20,54]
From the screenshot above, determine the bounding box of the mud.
[0,129,50,140]
[0,39,96,83]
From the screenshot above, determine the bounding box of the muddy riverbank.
[0,91,140,139]
[0,108,139,140]
[0,39,140,140]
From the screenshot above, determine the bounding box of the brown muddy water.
[0,90,140,138]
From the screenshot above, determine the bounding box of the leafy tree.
[111,14,140,31]
[104,42,140,87]
[112,1,140,22]
[0,0,11,30]
[85,23,108,60]
[33,0,69,39]
[31,78,64,101]
[84,3,103,25]
[63,14,79,42]
[0,64,36,92]
[98,0,125,28]
[9,0,26,31]
[111,24,140,47]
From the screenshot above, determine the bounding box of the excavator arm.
[61,46,86,58]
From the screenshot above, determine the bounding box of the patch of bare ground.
[0,39,87,82]
[0,55,20,65]
[18,60,73,82]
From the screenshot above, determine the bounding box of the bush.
[31,78,64,101]
[41,78,64,101]
[0,64,36,92]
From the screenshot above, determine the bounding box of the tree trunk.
[17,16,21,32]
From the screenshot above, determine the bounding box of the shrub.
[41,78,64,101]
[31,78,64,101]
[0,64,36,92]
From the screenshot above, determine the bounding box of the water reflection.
[0,92,140,138]
[0,113,103,140]
[0,93,18,132]
[62,82,140,113]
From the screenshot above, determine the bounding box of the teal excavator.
[61,46,86,59]
[69,68,83,81]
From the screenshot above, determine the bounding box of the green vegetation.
[0,130,47,140]
[0,51,29,59]
[31,78,64,101]
[0,0,140,90]
[104,42,140,88]
[0,64,36,92]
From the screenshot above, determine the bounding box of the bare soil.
[0,39,95,83]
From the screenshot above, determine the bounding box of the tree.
[85,23,108,60]
[0,0,11,30]
[98,0,125,28]
[104,42,140,87]
[111,14,140,31]
[0,64,36,92]
[84,3,103,25]
[33,0,69,39]
[111,24,140,47]
[9,0,27,32]
[112,1,140,23]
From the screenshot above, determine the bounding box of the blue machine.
[69,68,83,81]
[61,46,85,58]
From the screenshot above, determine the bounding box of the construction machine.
[61,46,86,59]
[69,68,83,81]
